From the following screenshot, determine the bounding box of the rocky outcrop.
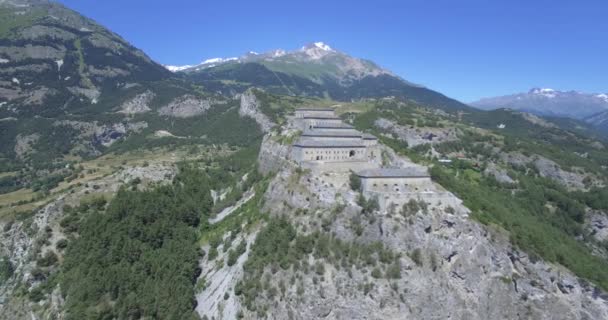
[18,25,77,41]
[484,162,516,184]
[0,45,66,62]
[117,90,154,114]
[533,157,587,190]
[374,117,459,147]
[93,122,148,147]
[67,86,100,104]
[500,152,589,190]
[158,95,211,118]
[257,132,292,174]
[587,211,608,243]
[54,120,148,148]
[14,133,39,159]
[251,159,608,320]
[239,89,275,132]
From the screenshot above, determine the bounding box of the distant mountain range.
[471,88,608,132]
[165,42,470,111]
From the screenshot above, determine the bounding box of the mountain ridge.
[471,88,608,119]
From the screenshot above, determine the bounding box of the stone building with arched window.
[291,108,379,170]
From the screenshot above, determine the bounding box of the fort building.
[357,167,431,193]
[295,108,335,118]
[291,108,379,171]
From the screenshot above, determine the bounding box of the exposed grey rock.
[117,90,154,114]
[93,121,148,147]
[0,44,66,62]
[257,132,291,174]
[484,163,516,184]
[18,25,76,41]
[54,120,148,148]
[374,117,458,147]
[86,33,124,52]
[0,63,52,74]
[23,86,56,105]
[252,159,608,320]
[14,133,39,159]
[520,112,557,128]
[67,86,100,103]
[587,211,608,243]
[87,65,130,78]
[239,89,275,132]
[533,156,586,190]
[158,95,211,118]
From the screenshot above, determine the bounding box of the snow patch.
[530,88,556,98]
[165,57,237,72]
[201,57,237,64]
[596,94,608,103]
[0,58,9,63]
[55,59,63,71]
[12,77,20,85]
[164,64,194,72]
[270,49,286,57]
[313,41,332,51]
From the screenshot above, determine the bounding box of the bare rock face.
[14,133,40,159]
[54,120,148,148]
[520,112,557,128]
[87,65,130,78]
[117,90,154,114]
[239,89,275,132]
[0,45,66,62]
[251,161,608,320]
[587,211,608,243]
[158,95,211,118]
[257,132,292,174]
[501,152,589,190]
[374,117,458,147]
[67,86,100,104]
[484,162,516,184]
[533,157,587,190]
[18,25,77,41]
[93,122,148,147]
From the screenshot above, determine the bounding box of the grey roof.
[303,116,341,120]
[362,133,378,140]
[293,139,366,148]
[313,123,354,129]
[302,130,362,138]
[295,108,335,112]
[357,167,430,178]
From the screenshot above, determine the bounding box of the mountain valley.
[0,1,608,319]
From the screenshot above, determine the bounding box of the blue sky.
[58,0,607,102]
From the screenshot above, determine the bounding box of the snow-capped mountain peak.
[313,42,332,51]
[269,49,286,57]
[300,41,336,59]
[529,87,557,98]
[201,57,237,64]
[164,57,237,72]
[596,93,608,103]
[164,64,195,72]
[472,88,608,120]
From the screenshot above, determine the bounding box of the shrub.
[315,262,325,276]
[410,248,423,267]
[371,267,382,279]
[37,251,58,267]
[349,172,361,191]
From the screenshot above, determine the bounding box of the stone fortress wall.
[289,107,458,210]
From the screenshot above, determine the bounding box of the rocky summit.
[1,1,608,320]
